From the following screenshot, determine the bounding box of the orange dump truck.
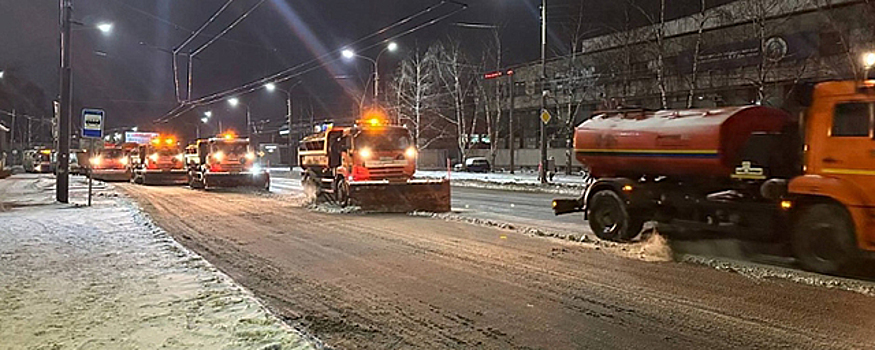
[553,81,875,274]
[299,117,450,212]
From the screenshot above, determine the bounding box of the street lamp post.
[58,0,73,203]
[266,81,304,167]
[342,42,397,106]
[57,0,113,203]
[538,0,548,184]
[227,98,251,137]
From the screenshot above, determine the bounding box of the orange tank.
[575,106,794,179]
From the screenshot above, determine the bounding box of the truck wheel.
[588,190,644,242]
[335,177,350,207]
[792,203,857,275]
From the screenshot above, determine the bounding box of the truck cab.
[89,147,131,181]
[786,81,875,271]
[130,136,188,185]
[187,134,269,190]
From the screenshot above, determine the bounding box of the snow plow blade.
[140,171,189,185]
[350,179,450,213]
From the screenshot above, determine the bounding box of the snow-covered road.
[0,174,320,350]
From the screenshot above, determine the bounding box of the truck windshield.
[355,130,411,151]
[101,149,123,158]
[212,142,248,155]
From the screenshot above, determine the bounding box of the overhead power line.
[156,0,469,124]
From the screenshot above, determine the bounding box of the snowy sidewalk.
[0,175,319,350]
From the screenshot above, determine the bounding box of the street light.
[96,22,113,34]
[204,111,213,118]
[341,42,399,105]
[265,80,304,167]
[0,70,4,79]
[227,98,250,137]
[864,52,875,79]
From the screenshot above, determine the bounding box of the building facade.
[475,0,875,170]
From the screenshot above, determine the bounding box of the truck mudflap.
[349,179,451,213]
[203,171,270,189]
[140,170,189,185]
[91,169,130,182]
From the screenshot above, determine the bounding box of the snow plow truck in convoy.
[186,133,269,190]
[89,146,131,181]
[299,115,450,212]
[129,135,188,185]
[553,80,875,274]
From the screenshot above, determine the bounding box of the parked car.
[464,157,490,173]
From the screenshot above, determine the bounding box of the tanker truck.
[552,80,875,274]
[299,115,450,212]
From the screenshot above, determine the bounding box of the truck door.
[819,101,875,202]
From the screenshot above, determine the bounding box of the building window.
[832,102,871,137]
[513,81,526,97]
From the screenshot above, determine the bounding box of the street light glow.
[228,98,239,107]
[201,117,209,124]
[204,111,212,118]
[864,52,875,68]
[0,70,4,79]
[265,83,276,92]
[97,23,113,34]
[342,49,355,59]
[387,42,398,52]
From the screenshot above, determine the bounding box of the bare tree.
[734,0,804,104]
[391,47,452,149]
[628,0,669,109]
[434,40,478,161]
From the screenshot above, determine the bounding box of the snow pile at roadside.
[416,170,588,195]
[0,176,320,350]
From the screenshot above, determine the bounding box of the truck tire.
[588,190,644,242]
[189,174,205,190]
[335,177,350,207]
[792,203,858,275]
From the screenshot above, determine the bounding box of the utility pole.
[538,0,548,184]
[509,73,515,174]
[287,94,294,167]
[58,0,73,203]
[9,109,15,149]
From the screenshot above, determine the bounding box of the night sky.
[0,0,736,139]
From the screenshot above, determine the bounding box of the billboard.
[124,132,159,145]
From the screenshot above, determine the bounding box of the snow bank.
[0,175,320,350]
[416,170,588,195]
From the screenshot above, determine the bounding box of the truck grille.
[368,166,406,179]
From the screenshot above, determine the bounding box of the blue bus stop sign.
[82,109,104,139]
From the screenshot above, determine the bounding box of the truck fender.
[789,175,875,250]
[788,175,873,208]
[582,178,637,219]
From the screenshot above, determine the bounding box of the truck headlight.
[245,152,256,160]
[213,151,224,161]
[405,147,417,159]
[120,157,128,165]
[90,156,102,166]
[359,148,372,160]
[175,154,184,162]
[149,153,159,162]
